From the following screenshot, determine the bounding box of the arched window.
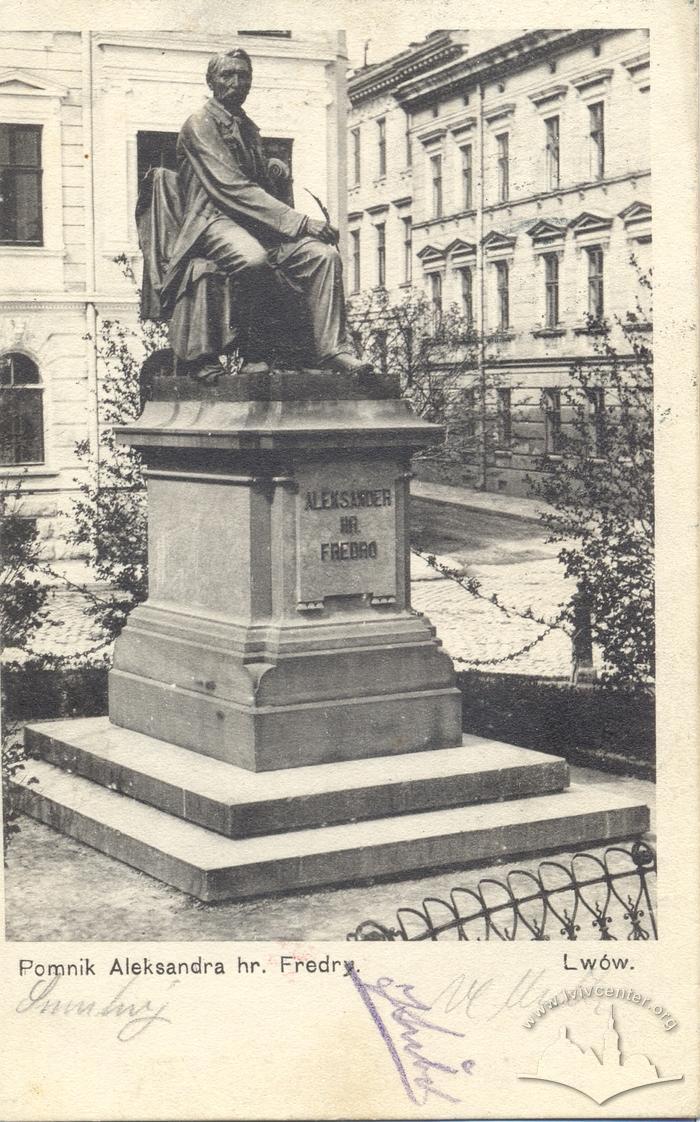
[0,353,44,466]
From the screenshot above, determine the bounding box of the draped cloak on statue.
[136,98,307,363]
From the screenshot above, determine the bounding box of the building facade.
[0,30,347,572]
[347,29,651,495]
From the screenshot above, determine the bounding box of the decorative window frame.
[528,84,568,113]
[570,68,614,101]
[481,229,516,262]
[0,69,68,260]
[0,318,57,477]
[568,211,613,251]
[483,102,515,130]
[366,202,389,225]
[621,51,650,92]
[447,113,477,142]
[415,124,447,150]
[526,219,567,256]
[618,200,652,242]
[445,237,476,268]
[416,244,446,275]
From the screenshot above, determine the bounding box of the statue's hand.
[305,217,339,245]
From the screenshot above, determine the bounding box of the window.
[430,154,443,218]
[459,265,473,326]
[461,144,473,210]
[0,124,43,245]
[545,253,560,327]
[545,115,560,189]
[495,261,509,330]
[350,230,361,293]
[376,222,386,287]
[136,131,178,192]
[0,353,44,465]
[430,272,443,329]
[402,216,412,283]
[586,387,606,456]
[377,117,386,178]
[496,387,512,447]
[586,246,604,319]
[543,388,563,454]
[351,127,361,186]
[496,133,509,203]
[405,112,412,168]
[589,102,605,180]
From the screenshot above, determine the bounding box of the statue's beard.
[214,84,250,112]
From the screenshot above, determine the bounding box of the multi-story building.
[348,29,651,494]
[0,30,347,572]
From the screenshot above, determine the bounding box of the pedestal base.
[16,718,650,903]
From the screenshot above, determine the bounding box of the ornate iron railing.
[347,841,656,942]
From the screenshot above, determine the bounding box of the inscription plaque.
[296,459,397,606]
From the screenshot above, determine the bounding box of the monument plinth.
[108,376,462,770]
[16,376,649,902]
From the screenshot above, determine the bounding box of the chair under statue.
[135,159,311,382]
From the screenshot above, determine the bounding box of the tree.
[68,264,166,640]
[532,273,654,689]
[347,286,487,481]
[0,478,51,653]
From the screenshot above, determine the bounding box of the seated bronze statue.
[137,47,371,382]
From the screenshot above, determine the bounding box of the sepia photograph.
[0,23,661,945]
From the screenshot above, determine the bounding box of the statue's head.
[206,48,253,112]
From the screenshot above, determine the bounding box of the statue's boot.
[240,358,271,375]
[188,356,226,383]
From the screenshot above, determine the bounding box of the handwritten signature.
[16,976,172,1041]
[346,964,474,1104]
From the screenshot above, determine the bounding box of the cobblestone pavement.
[14,551,578,679]
[411,551,577,679]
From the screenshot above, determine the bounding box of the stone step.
[25,717,569,838]
[13,760,649,902]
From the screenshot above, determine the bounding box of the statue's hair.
[206,48,253,90]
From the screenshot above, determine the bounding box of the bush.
[0,479,51,652]
[532,279,654,690]
[458,670,654,778]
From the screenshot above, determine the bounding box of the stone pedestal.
[108,376,462,770]
[15,373,650,904]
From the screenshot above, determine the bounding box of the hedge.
[2,665,653,778]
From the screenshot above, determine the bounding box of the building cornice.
[394,28,607,113]
[348,33,467,105]
[411,168,651,232]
